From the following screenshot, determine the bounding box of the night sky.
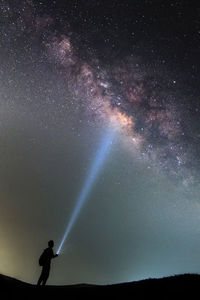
[1,0,200,285]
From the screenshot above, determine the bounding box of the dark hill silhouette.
[1,273,200,298]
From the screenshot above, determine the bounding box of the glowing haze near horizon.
[1,0,200,285]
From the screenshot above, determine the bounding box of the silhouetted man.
[37,240,58,286]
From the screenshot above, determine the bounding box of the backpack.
[39,249,47,266]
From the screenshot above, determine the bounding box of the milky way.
[1,0,198,189]
[19,1,200,189]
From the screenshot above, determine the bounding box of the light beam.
[57,128,115,254]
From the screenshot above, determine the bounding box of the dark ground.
[1,273,200,299]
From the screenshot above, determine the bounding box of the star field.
[1,0,200,285]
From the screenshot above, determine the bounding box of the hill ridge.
[1,273,200,298]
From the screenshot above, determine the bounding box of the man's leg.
[37,268,45,286]
[42,267,50,286]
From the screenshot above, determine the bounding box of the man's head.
[48,240,54,248]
